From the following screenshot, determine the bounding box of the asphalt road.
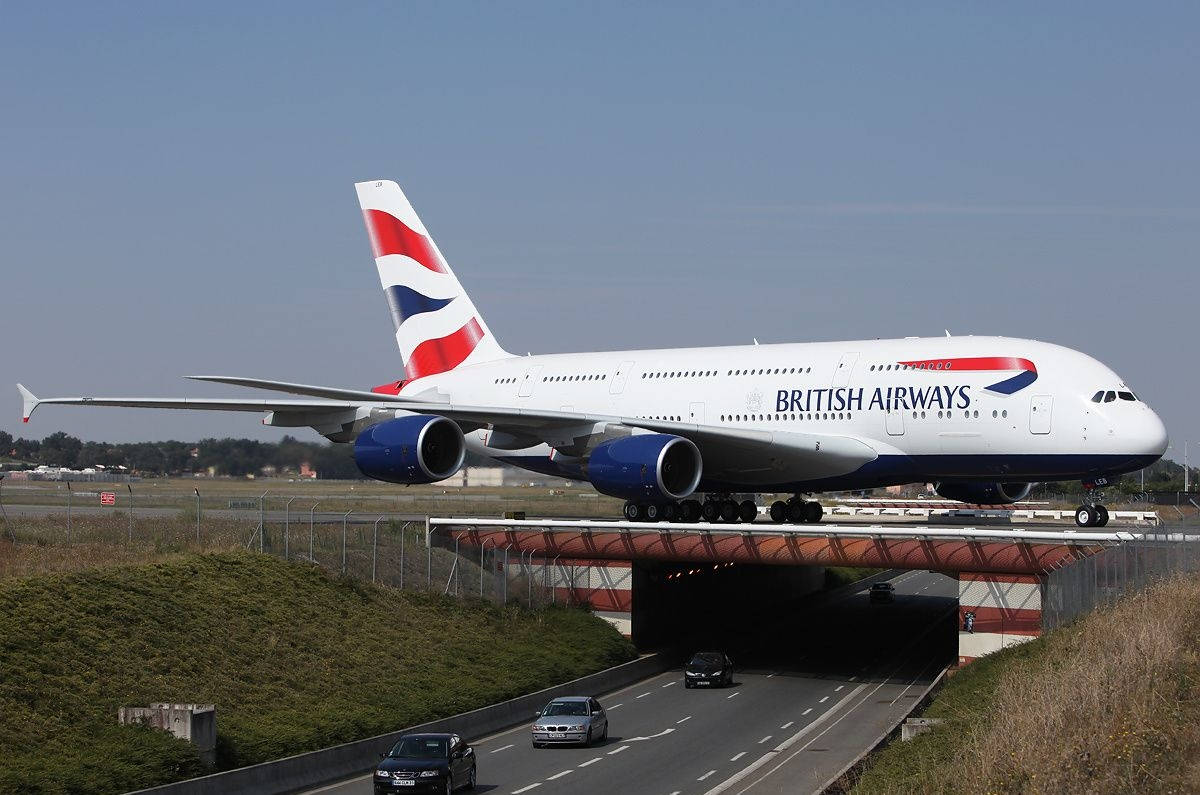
[303,570,957,795]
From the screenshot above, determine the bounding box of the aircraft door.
[609,360,635,394]
[885,407,905,436]
[833,352,859,387]
[689,402,705,424]
[518,365,542,397]
[1029,395,1052,434]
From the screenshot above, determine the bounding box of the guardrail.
[126,653,669,795]
[826,505,1160,524]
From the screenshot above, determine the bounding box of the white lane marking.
[302,774,371,793]
[662,681,676,688]
[766,673,775,678]
[727,691,740,699]
[627,727,675,742]
[758,735,772,744]
[609,703,624,710]
[849,676,858,681]
[636,692,651,699]
[819,695,829,703]
[698,770,717,781]
[730,752,747,761]
[676,715,692,724]
[512,785,541,794]
[780,721,793,730]
[578,758,601,768]
[835,685,844,692]
[607,744,630,755]
[490,743,514,754]
[546,770,572,781]
[802,708,813,716]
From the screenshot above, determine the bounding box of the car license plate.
[698,680,710,686]
[392,781,414,787]
[548,732,564,738]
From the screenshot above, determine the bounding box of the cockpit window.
[1091,391,1104,403]
[1118,391,1136,401]
[1103,391,1116,402]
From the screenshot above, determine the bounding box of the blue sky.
[3,3,1197,464]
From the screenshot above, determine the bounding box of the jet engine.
[353,414,466,485]
[934,481,1034,505]
[583,434,702,501]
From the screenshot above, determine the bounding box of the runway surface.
[303,570,956,795]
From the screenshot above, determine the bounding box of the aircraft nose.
[1143,408,1169,457]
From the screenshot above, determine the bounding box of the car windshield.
[689,653,724,666]
[872,583,892,589]
[389,737,447,758]
[542,701,587,717]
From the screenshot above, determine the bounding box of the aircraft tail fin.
[355,180,511,386]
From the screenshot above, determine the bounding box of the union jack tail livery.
[356,180,511,390]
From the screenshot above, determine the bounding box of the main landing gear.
[620,495,823,525]
[1074,503,1110,528]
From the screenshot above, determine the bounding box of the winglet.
[17,384,38,423]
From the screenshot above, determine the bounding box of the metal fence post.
[309,501,320,563]
[258,491,268,553]
[399,521,406,590]
[427,522,433,590]
[126,484,133,544]
[481,537,492,598]
[194,488,201,546]
[285,496,297,560]
[342,511,352,575]
[501,544,511,604]
[551,555,561,604]
[66,482,72,544]
[372,516,383,583]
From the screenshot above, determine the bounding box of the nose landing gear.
[1075,480,1111,527]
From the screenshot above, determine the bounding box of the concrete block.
[120,704,216,766]
[901,717,943,741]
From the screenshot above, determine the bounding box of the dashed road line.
[607,745,630,755]
[731,752,747,761]
[727,691,740,699]
[758,735,772,744]
[512,785,541,794]
[490,743,514,754]
[835,685,844,692]
[676,715,692,724]
[698,770,717,781]
[609,703,624,709]
[662,681,676,688]
[546,770,572,781]
[780,721,793,730]
[636,692,652,699]
[802,707,813,716]
[578,758,601,768]
[819,695,829,703]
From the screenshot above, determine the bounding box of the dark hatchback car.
[869,582,896,603]
[374,733,476,794]
[684,651,734,688]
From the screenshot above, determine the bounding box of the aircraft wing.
[17,381,878,482]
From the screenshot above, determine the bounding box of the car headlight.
[686,671,697,676]
[419,770,441,777]
[375,770,390,778]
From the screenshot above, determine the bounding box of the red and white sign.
[100,492,116,506]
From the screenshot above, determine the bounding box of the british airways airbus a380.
[18,180,1168,527]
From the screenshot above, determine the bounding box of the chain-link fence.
[1043,536,1200,630]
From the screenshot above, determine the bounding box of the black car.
[869,582,896,603]
[374,733,476,794]
[684,651,734,688]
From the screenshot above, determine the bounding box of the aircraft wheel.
[701,500,721,523]
[719,500,739,523]
[786,500,805,523]
[681,499,702,523]
[623,501,642,521]
[1074,505,1095,527]
[1095,505,1109,527]
[662,502,680,522]
[769,501,788,523]
[803,501,824,524]
[644,503,661,522]
[738,500,758,523]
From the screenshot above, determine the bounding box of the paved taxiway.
[304,570,956,795]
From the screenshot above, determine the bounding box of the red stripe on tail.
[405,318,485,380]
[362,209,448,273]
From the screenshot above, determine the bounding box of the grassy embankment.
[0,552,636,795]
[851,573,1200,794]
[824,566,886,588]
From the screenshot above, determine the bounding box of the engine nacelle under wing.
[354,414,466,485]
[934,481,1034,505]
[583,433,702,501]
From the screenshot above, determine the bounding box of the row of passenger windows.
[907,409,1009,420]
[721,412,853,422]
[729,367,812,375]
[869,362,944,372]
[544,374,607,383]
[643,370,718,379]
[494,377,517,384]
[1091,390,1138,403]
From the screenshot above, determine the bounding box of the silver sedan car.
[531,696,608,748]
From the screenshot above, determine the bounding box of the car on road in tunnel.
[869,582,896,603]
[684,651,734,688]
[374,732,476,793]
[531,696,608,747]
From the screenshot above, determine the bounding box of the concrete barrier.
[127,653,668,795]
